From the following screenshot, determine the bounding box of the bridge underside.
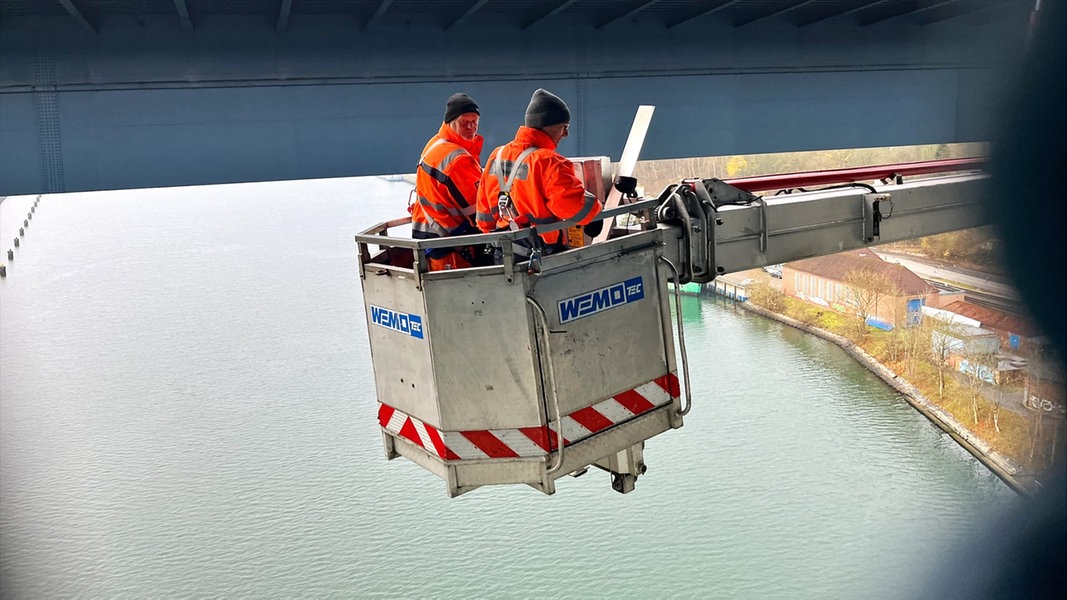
[0,1,1033,196]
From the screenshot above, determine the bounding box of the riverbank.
[739,301,1037,496]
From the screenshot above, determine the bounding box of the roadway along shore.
[739,301,1038,496]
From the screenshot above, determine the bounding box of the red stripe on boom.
[724,157,986,193]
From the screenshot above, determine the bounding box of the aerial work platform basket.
[352,151,992,496]
[354,216,687,496]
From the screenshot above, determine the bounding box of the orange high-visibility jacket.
[411,123,484,238]
[476,126,601,246]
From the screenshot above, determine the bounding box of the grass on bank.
[746,283,1054,474]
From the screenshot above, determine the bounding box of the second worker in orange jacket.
[411,93,486,270]
[476,88,602,254]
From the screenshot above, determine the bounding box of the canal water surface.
[0,178,1015,599]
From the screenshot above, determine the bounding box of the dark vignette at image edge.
[927,1,1066,597]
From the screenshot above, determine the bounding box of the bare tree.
[929,324,962,402]
[1030,401,1044,464]
[901,315,934,378]
[843,268,899,337]
[991,381,1003,433]
[884,294,914,363]
[1023,360,1067,470]
[959,347,997,426]
[747,282,785,312]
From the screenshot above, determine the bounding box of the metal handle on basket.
[659,256,693,417]
[525,297,566,473]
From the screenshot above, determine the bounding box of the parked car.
[763,264,783,278]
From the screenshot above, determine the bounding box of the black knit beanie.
[524,88,570,129]
[443,93,480,123]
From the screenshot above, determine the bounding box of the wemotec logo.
[370,305,424,339]
[558,276,644,324]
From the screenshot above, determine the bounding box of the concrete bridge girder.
[0,3,1031,195]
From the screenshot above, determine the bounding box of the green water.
[0,179,1014,599]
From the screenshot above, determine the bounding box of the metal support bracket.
[757,196,768,253]
[655,184,717,283]
[863,193,892,243]
[502,243,516,284]
[593,442,646,494]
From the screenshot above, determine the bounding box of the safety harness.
[492,145,557,269]
[494,145,540,232]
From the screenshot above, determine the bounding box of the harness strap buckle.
[527,249,543,274]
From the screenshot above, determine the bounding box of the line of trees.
[881,227,1005,273]
[746,271,1064,472]
[631,142,987,202]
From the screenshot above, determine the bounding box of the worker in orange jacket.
[476,88,602,255]
[411,93,486,271]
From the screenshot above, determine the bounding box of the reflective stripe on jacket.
[475,126,601,246]
[411,123,484,238]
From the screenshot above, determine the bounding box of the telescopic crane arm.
[607,157,990,284]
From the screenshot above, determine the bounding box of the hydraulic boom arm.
[604,158,990,284]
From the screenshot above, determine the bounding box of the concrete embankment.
[739,301,1036,496]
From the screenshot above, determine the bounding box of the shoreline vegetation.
[739,299,1038,495]
[734,281,1067,493]
[636,142,1059,495]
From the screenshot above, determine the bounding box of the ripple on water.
[1,183,1015,599]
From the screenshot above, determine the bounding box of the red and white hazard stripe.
[378,373,680,461]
